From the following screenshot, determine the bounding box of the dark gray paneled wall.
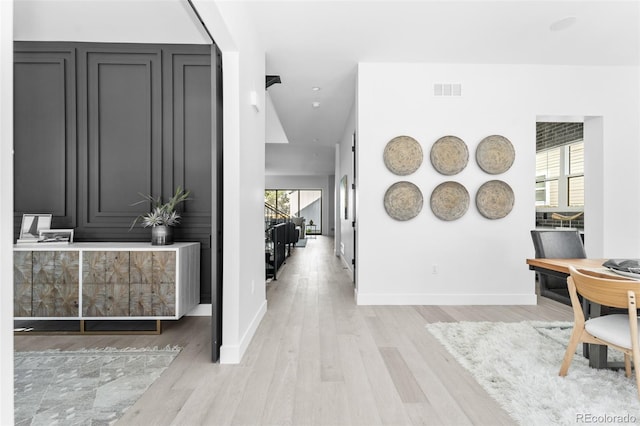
[81,49,164,229]
[14,42,214,303]
[14,47,77,229]
[536,122,584,151]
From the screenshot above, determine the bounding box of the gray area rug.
[426,321,640,425]
[295,238,307,247]
[14,346,180,425]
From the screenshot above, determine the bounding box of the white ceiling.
[240,0,640,176]
[14,0,211,44]
[14,0,640,176]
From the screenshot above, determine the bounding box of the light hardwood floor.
[15,236,573,425]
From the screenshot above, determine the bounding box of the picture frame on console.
[39,229,74,244]
[18,213,52,242]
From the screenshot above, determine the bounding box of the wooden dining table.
[526,258,608,276]
[526,257,635,369]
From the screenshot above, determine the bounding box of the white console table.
[13,242,200,333]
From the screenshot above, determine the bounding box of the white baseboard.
[355,292,537,305]
[186,303,212,316]
[219,299,268,364]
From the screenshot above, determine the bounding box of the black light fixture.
[266,75,282,89]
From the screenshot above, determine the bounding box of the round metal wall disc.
[476,180,515,219]
[476,135,515,174]
[383,135,423,176]
[430,181,470,221]
[430,135,469,176]
[383,181,423,221]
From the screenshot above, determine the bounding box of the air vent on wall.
[434,83,462,97]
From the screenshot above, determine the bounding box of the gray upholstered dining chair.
[560,266,640,399]
[530,229,586,305]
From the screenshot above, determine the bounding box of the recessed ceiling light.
[312,101,320,108]
[312,87,321,91]
[550,16,577,31]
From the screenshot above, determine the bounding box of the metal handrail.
[264,202,291,225]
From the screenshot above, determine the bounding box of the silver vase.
[151,225,174,245]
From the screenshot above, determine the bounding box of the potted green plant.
[130,186,191,245]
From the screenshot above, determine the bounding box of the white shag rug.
[14,346,180,425]
[426,321,640,425]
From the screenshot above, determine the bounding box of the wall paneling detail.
[14,42,214,303]
[13,47,77,230]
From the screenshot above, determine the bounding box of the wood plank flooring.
[14,236,573,425]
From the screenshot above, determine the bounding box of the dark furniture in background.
[266,223,286,280]
[530,229,586,305]
[265,221,299,280]
[284,221,299,251]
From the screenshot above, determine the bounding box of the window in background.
[265,189,322,234]
[264,190,289,215]
[536,148,560,207]
[568,142,584,207]
[288,190,300,218]
[299,190,321,234]
[535,140,584,209]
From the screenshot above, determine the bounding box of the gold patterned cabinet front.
[152,252,176,316]
[32,251,56,316]
[105,251,131,316]
[82,251,106,316]
[55,251,80,316]
[14,251,33,317]
[83,251,176,317]
[130,252,176,316]
[16,250,80,317]
[153,252,176,284]
[130,252,153,316]
[83,251,130,317]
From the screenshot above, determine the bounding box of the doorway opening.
[535,121,585,232]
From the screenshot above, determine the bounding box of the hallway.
[16,235,573,425]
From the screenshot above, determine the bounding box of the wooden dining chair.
[560,266,640,399]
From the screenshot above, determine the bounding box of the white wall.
[356,63,640,305]
[1,3,14,422]
[265,175,334,236]
[194,1,268,363]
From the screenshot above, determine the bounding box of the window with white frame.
[536,141,584,209]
